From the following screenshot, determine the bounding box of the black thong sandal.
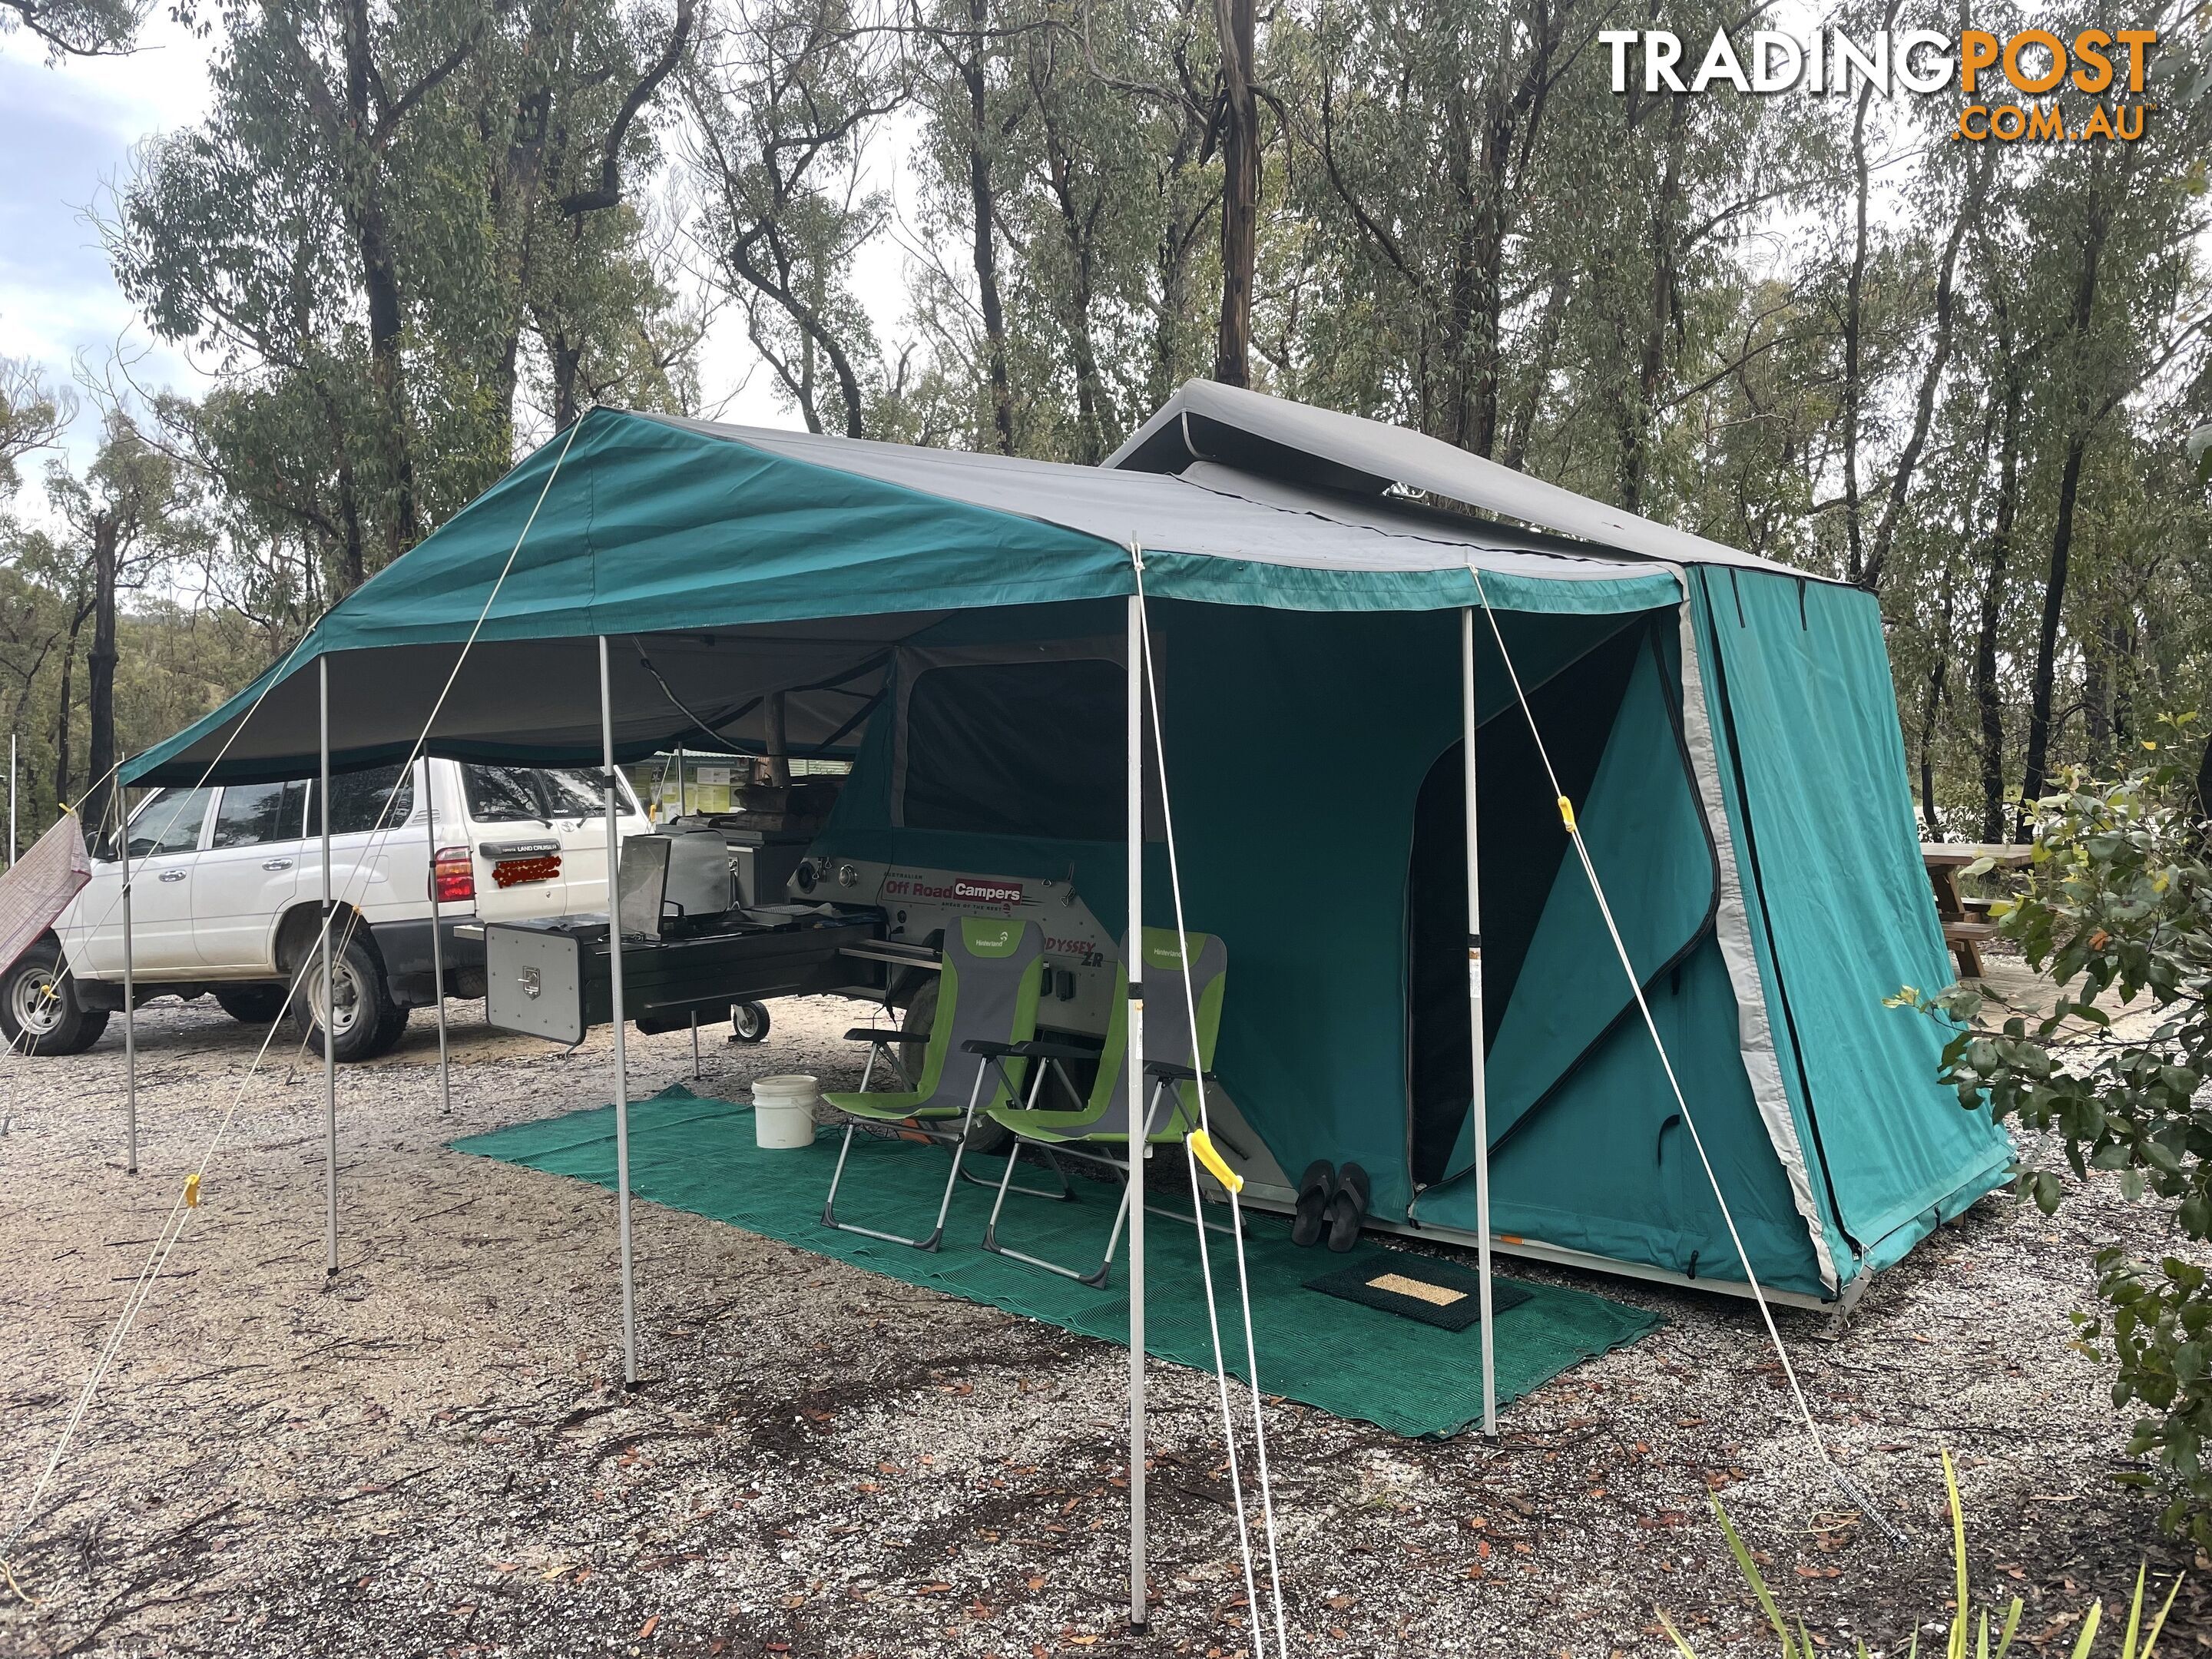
[1291,1160,1336,1247]
[1325,1161,1371,1253]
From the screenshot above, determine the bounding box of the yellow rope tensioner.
[183,1173,200,1209]
[1557,795,1577,833]
[1187,1128,1243,1194]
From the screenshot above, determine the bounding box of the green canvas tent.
[124,384,2012,1310]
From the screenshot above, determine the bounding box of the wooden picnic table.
[1922,842,2033,978]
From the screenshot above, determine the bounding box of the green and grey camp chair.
[977,928,1231,1286]
[820,916,1056,1252]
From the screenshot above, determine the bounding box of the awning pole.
[9,732,17,863]
[321,657,338,1277]
[601,636,638,1387]
[120,753,136,1177]
[426,763,452,1115]
[1124,588,1147,1629]
[1461,608,1496,1436]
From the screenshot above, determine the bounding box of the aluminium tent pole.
[426,763,452,1115]
[120,754,136,1177]
[321,657,338,1277]
[9,732,16,864]
[1124,588,1147,1629]
[601,637,638,1387]
[1461,609,1497,1437]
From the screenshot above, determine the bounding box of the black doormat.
[1304,1251,1534,1332]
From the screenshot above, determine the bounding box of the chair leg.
[820,1065,987,1253]
[981,1086,1176,1287]
[956,1055,1075,1200]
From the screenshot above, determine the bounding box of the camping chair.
[820,916,1066,1251]
[976,929,1232,1287]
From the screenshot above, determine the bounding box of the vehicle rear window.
[313,765,415,836]
[211,780,306,848]
[128,787,214,859]
[463,765,549,823]
[537,768,608,816]
[462,764,629,823]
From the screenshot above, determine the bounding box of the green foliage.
[1658,1452,2180,1658]
[1902,730,2212,1541]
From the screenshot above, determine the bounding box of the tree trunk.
[52,609,84,810]
[356,197,417,567]
[1864,146,1988,594]
[1211,0,1258,387]
[1974,328,2025,843]
[2015,187,2113,836]
[1919,577,1957,837]
[551,328,584,432]
[960,0,1015,454]
[1839,79,1873,585]
[1619,98,1687,513]
[81,515,121,839]
[1501,272,1568,472]
[2015,433,2091,836]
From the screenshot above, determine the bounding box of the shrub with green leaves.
[1895,727,2212,1543]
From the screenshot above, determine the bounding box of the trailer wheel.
[730,1001,771,1043]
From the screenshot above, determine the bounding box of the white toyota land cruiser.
[2,758,649,1062]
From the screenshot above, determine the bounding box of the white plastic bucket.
[751,1074,820,1149]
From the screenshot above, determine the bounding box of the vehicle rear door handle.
[263,858,293,871]
[159,869,187,882]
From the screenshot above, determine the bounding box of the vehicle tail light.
[432,846,475,906]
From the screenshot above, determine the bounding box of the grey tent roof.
[1108,380,1813,578]
[653,415,1665,584]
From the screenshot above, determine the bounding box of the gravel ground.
[0,965,2207,1658]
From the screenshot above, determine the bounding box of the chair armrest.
[1008,1038,1104,1062]
[1144,1060,1217,1084]
[846,1026,920,1045]
[962,1038,1020,1058]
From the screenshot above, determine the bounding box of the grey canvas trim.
[1674,593,1841,1293]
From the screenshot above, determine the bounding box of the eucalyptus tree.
[28,413,204,829]
[0,0,145,56]
[0,358,68,495]
[111,0,698,600]
[681,0,906,439]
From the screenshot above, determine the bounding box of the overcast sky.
[0,16,909,496]
[0,16,217,477]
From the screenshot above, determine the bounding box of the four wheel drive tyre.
[290,935,407,1063]
[0,942,109,1057]
[213,985,291,1026]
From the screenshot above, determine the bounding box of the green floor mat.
[450,1086,1664,1438]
